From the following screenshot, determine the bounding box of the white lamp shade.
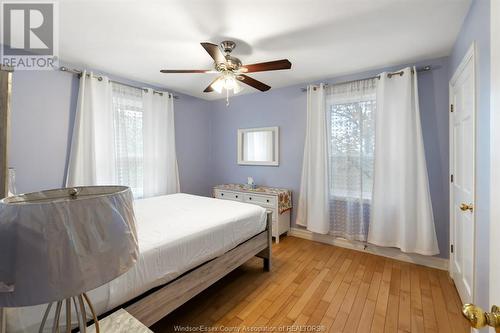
[0,186,138,307]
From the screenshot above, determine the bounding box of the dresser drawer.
[243,194,275,207]
[214,190,243,201]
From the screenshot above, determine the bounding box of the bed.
[3,193,272,332]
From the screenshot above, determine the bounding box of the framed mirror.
[237,127,279,166]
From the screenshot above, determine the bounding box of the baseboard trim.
[289,227,449,271]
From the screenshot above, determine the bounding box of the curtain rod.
[300,65,432,92]
[59,66,179,99]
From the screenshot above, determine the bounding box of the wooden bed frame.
[0,212,272,332]
[125,211,273,327]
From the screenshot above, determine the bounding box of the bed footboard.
[257,211,272,271]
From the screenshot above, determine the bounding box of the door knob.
[460,203,474,212]
[462,303,500,331]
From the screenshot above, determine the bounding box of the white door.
[450,43,476,304]
[490,1,500,331]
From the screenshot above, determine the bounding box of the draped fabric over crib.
[368,67,439,255]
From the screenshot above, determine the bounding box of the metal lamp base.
[39,293,99,333]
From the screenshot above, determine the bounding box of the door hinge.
[450,104,454,113]
[451,244,454,253]
[451,174,454,183]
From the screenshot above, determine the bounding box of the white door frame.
[449,42,477,303]
[490,0,500,323]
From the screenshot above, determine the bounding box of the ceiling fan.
[160,40,292,100]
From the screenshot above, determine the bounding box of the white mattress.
[5,193,267,332]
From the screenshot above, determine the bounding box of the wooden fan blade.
[237,74,271,91]
[160,69,212,73]
[241,59,291,73]
[203,77,221,93]
[200,42,225,64]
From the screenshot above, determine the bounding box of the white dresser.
[213,184,292,243]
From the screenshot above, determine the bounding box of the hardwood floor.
[152,236,470,333]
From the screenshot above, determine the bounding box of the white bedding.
[5,193,267,332]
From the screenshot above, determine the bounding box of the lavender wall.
[449,0,490,312]
[10,70,79,194]
[174,94,213,196]
[209,56,451,258]
[9,70,213,196]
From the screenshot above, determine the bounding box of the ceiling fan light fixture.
[211,77,224,93]
[222,72,237,90]
[212,72,243,94]
[233,81,243,94]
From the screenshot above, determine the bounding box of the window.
[112,83,144,198]
[327,94,376,201]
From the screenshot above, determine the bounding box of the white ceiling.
[58,0,471,100]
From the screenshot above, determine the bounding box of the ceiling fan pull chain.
[226,89,230,107]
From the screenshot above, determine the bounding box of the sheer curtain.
[67,71,115,186]
[368,67,439,255]
[112,83,144,197]
[142,89,180,197]
[326,79,376,241]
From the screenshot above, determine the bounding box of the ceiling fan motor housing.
[220,40,236,54]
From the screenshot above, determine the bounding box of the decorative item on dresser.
[214,184,291,243]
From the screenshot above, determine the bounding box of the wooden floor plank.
[287,268,329,320]
[356,299,376,333]
[427,268,452,333]
[151,237,469,333]
[330,261,367,332]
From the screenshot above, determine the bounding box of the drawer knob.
[249,197,252,200]
[221,193,224,196]
[236,195,238,198]
[266,199,270,203]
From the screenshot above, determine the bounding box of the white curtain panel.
[142,89,180,197]
[296,84,330,234]
[67,71,115,186]
[326,78,377,241]
[368,67,439,255]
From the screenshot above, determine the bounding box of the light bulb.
[233,81,243,94]
[212,72,243,96]
[211,77,224,93]
[223,74,236,90]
